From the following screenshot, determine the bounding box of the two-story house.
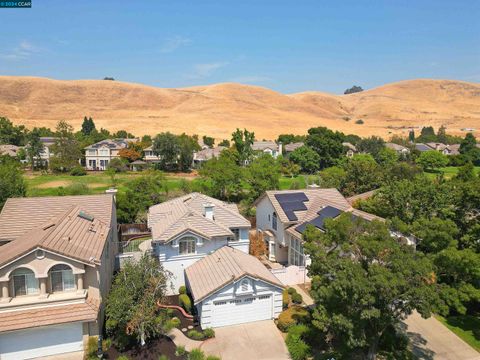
[0,195,118,360]
[148,193,251,293]
[84,139,134,170]
[252,141,282,159]
[255,189,381,266]
[143,145,161,163]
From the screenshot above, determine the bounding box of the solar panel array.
[274,193,309,221]
[295,205,343,234]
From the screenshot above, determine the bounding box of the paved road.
[201,320,289,360]
[404,312,480,360]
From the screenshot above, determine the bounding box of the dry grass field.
[0,76,479,140]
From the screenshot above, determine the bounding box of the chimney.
[203,203,215,220]
[278,142,283,156]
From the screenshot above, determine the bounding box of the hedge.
[179,294,192,314]
[282,289,289,309]
[286,325,310,360]
[291,292,303,304]
[277,306,310,332]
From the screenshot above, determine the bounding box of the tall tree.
[289,145,321,174]
[231,128,254,165]
[50,120,82,172]
[415,151,449,171]
[0,117,27,145]
[304,214,442,359]
[408,129,415,143]
[356,136,385,160]
[152,132,180,170]
[81,116,96,136]
[245,153,281,200]
[459,133,477,154]
[0,157,26,210]
[202,135,215,148]
[178,133,200,172]
[305,126,345,169]
[437,125,448,144]
[26,128,44,169]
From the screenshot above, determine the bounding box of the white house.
[385,142,410,157]
[254,189,382,266]
[185,246,283,328]
[342,142,357,158]
[252,141,282,159]
[84,139,136,170]
[148,193,251,293]
[143,145,161,163]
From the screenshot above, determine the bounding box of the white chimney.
[203,203,215,220]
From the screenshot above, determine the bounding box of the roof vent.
[203,203,215,220]
[78,211,94,222]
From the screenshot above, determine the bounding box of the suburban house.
[0,194,118,360]
[143,145,161,163]
[148,193,251,293]
[254,189,381,266]
[415,142,461,155]
[38,137,56,166]
[0,144,22,158]
[342,142,357,157]
[185,246,283,328]
[284,142,304,156]
[84,138,135,170]
[192,146,226,167]
[252,141,282,159]
[385,142,410,156]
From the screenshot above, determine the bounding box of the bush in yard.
[203,327,215,339]
[85,336,98,358]
[179,293,192,314]
[175,345,186,356]
[158,355,169,360]
[179,285,187,295]
[168,317,181,328]
[188,348,206,360]
[287,287,297,295]
[187,329,205,340]
[70,166,86,176]
[282,289,290,309]
[277,306,310,332]
[286,325,310,360]
[291,292,303,304]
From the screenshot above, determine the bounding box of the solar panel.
[274,193,309,221]
[295,206,343,234]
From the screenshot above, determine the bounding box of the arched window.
[11,268,39,296]
[272,212,277,230]
[49,264,75,292]
[179,236,196,255]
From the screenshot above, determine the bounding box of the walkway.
[291,284,314,306]
[403,311,480,360]
[167,328,203,352]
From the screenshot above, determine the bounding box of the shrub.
[291,292,303,304]
[102,338,112,352]
[287,287,297,295]
[85,336,98,358]
[277,306,310,332]
[179,294,192,314]
[175,345,186,356]
[203,327,215,339]
[282,289,290,309]
[286,325,310,360]
[168,317,181,328]
[188,348,206,360]
[158,355,169,360]
[179,285,187,295]
[187,329,205,340]
[356,119,364,124]
[70,166,86,176]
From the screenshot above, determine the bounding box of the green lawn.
[279,175,307,190]
[435,314,480,352]
[424,166,480,180]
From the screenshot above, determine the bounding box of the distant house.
[415,143,434,152]
[0,194,118,359]
[284,142,304,155]
[193,146,226,166]
[0,145,22,158]
[415,142,460,155]
[84,138,136,170]
[252,141,282,159]
[148,193,251,293]
[385,142,410,156]
[143,145,161,163]
[342,142,357,157]
[38,137,56,166]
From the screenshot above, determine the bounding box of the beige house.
[192,146,226,166]
[85,139,135,170]
[0,195,118,359]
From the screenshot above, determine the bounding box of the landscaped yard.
[424,166,480,180]
[435,314,480,352]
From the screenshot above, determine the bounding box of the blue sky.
[1,0,479,93]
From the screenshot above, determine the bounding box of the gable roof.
[385,143,409,152]
[148,193,250,243]
[185,246,283,303]
[252,141,279,151]
[84,138,133,150]
[0,206,110,268]
[342,142,357,151]
[284,142,304,152]
[415,143,434,152]
[194,146,226,161]
[0,144,21,157]
[0,194,114,243]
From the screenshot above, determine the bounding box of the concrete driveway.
[201,320,289,360]
[404,312,480,360]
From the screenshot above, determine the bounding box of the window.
[49,264,75,292]
[289,237,305,266]
[179,237,196,255]
[229,228,240,241]
[272,212,277,230]
[87,150,96,155]
[12,268,38,296]
[99,149,109,156]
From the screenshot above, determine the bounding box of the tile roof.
[0,206,110,268]
[385,143,409,152]
[148,193,250,243]
[0,299,98,333]
[342,142,357,151]
[284,142,304,152]
[415,143,434,152]
[0,145,21,157]
[185,246,283,303]
[84,138,132,150]
[0,194,114,242]
[194,146,226,161]
[252,141,279,151]
[346,189,378,205]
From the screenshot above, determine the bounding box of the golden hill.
[0,76,478,140]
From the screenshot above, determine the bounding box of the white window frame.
[49,264,76,293]
[11,268,39,297]
[289,237,305,266]
[178,236,196,255]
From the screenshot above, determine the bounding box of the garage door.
[0,322,83,360]
[211,294,273,328]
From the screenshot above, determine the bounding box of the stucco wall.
[256,196,286,245]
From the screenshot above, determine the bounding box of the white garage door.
[0,322,83,360]
[211,294,273,328]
